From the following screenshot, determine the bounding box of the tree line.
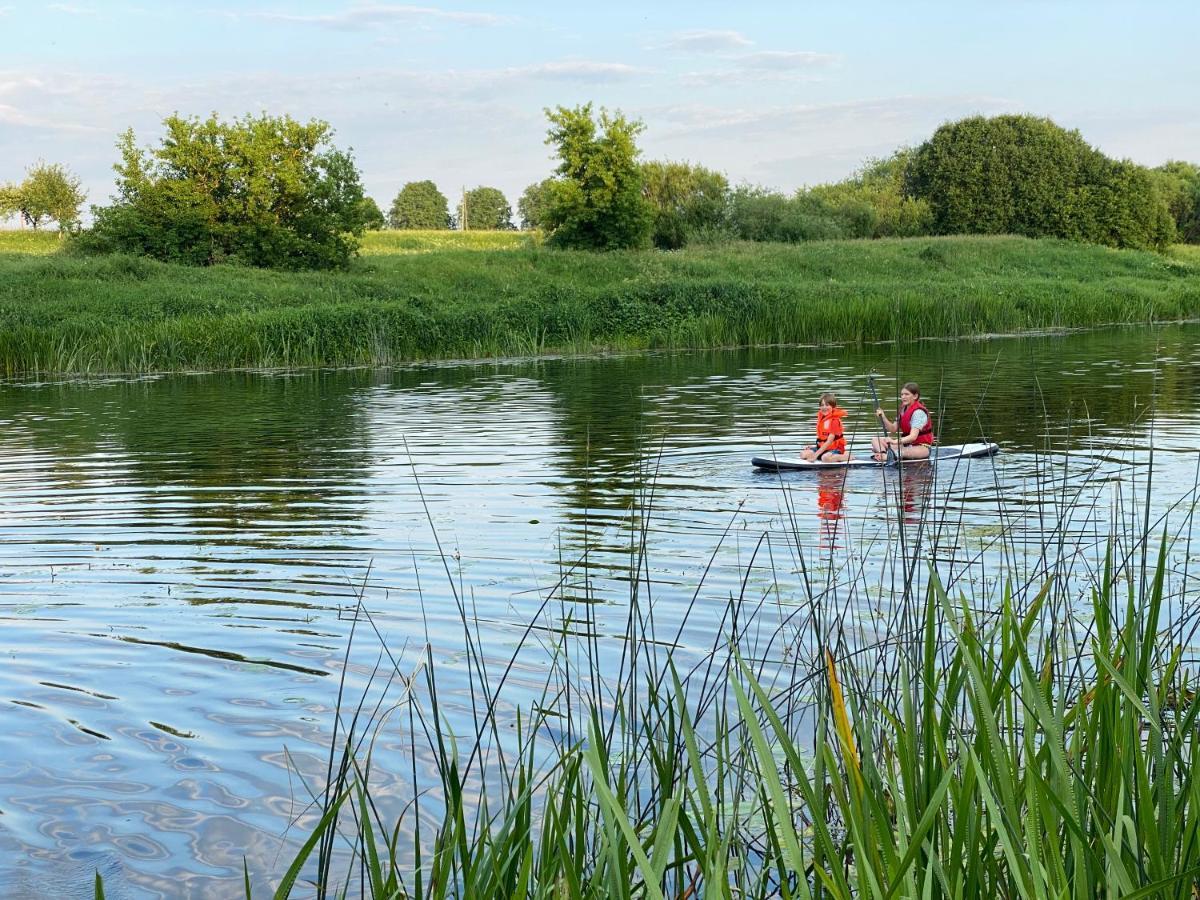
[4,106,1197,268]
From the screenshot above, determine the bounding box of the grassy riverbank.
[2,230,1198,375]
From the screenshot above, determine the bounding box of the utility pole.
[461,186,468,231]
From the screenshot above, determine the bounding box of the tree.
[542,103,652,250]
[0,162,86,232]
[459,186,512,230]
[517,178,556,230]
[907,114,1172,250]
[388,180,451,229]
[641,161,728,249]
[1152,161,1200,243]
[358,196,386,230]
[84,113,369,269]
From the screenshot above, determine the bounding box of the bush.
[641,161,729,249]
[85,114,370,269]
[807,151,933,238]
[908,114,1173,250]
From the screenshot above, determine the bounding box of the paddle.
[867,374,897,464]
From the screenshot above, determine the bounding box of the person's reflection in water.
[816,468,847,551]
[897,461,935,525]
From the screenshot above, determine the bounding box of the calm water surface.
[1,325,1198,897]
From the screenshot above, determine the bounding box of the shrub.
[85,114,370,269]
[641,160,729,249]
[908,114,1173,250]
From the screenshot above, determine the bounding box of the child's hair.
[902,382,920,397]
[820,391,838,407]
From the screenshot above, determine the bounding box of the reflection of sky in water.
[0,324,1198,896]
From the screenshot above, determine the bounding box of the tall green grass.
[101,453,1195,899]
[4,234,1199,375]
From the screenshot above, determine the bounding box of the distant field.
[0,229,63,255]
[359,229,539,254]
[1,232,1197,375]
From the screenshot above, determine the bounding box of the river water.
[1,324,1198,897]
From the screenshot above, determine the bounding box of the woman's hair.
[820,391,838,407]
[902,382,920,397]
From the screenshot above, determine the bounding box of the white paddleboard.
[751,442,999,472]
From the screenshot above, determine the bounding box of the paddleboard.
[751,442,999,472]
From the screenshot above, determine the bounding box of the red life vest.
[816,406,847,452]
[898,400,935,446]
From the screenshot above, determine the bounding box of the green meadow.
[1,230,1198,376]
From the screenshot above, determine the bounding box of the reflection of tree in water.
[838,325,1200,451]
[0,372,375,534]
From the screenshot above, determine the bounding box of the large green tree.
[85,113,369,268]
[907,114,1173,250]
[641,160,728,249]
[0,162,86,232]
[388,180,451,229]
[1152,161,1200,243]
[459,186,512,230]
[542,103,652,250]
[517,178,556,230]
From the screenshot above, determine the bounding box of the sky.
[1,1,1197,217]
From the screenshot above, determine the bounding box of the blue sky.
[1,1,1197,216]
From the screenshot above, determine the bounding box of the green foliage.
[542,103,652,250]
[388,180,451,229]
[3,233,1198,375]
[357,196,386,230]
[517,177,556,230]
[0,161,86,232]
[1152,161,1200,243]
[458,185,512,230]
[82,113,369,269]
[807,150,934,238]
[726,186,850,242]
[641,160,729,249]
[909,114,1174,250]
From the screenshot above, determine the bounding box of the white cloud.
[660,30,754,53]
[248,3,504,30]
[47,3,98,14]
[739,50,839,70]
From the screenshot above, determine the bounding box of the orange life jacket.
[816,406,847,452]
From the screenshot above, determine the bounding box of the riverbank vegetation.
[2,231,1198,375]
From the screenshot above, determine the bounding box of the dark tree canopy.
[84,113,370,268]
[542,103,652,250]
[388,180,451,229]
[907,115,1174,250]
[0,161,86,232]
[459,186,512,230]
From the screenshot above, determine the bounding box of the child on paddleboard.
[873,382,935,461]
[800,392,851,463]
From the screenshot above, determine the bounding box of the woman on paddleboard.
[872,382,935,461]
[800,392,852,463]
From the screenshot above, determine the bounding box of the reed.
[4,234,1199,376]
[105,448,1194,899]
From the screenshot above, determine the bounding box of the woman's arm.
[876,408,897,433]
[898,426,921,446]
